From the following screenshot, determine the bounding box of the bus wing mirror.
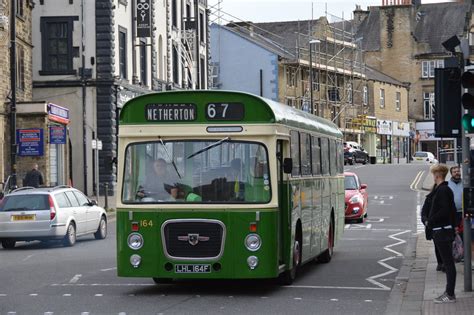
[283,158,293,174]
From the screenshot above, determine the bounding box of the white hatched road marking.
[81,313,90,315]
[69,274,82,283]
[29,293,38,296]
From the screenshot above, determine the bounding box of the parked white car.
[0,186,107,249]
[412,151,438,164]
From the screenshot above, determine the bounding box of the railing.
[438,148,461,164]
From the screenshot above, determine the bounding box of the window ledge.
[39,70,77,76]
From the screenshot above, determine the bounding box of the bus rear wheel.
[279,239,301,285]
[318,219,334,263]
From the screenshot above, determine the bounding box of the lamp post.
[9,0,17,190]
[309,39,320,116]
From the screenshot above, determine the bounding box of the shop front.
[392,121,410,163]
[415,121,455,162]
[16,102,70,187]
[376,119,392,164]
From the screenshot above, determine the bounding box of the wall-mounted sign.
[136,0,151,38]
[49,125,66,144]
[145,103,197,121]
[17,128,44,156]
[47,103,70,125]
[377,119,392,135]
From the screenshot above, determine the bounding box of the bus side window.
[320,138,329,175]
[311,136,321,175]
[290,130,300,177]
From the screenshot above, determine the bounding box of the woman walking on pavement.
[427,164,457,303]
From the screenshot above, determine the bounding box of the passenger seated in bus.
[136,158,179,201]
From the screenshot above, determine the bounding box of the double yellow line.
[410,171,425,191]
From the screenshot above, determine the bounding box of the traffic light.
[461,70,474,133]
[434,67,461,137]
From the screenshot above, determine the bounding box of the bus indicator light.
[249,223,257,232]
[131,222,139,232]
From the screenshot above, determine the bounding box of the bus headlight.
[130,254,141,268]
[247,256,259,269]
[245,234,262,251]
[127,233,144,250]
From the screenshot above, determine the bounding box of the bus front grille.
[162,220,225,260]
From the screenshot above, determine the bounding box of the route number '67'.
[205,103,244,121]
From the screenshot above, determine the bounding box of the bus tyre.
[319,220,334,263]
[153,277,173,284]
[1,239,16,249]
[94,216,107,240]
[63,223,76,247]
[280,239,301,285]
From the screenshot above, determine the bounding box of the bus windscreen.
[122,140,271,204]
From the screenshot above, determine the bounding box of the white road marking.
[69,274,82,284]
[287,285,387,291]
[366,230,411,290]
[0,294,7,296]
[118,313,126,315]
[389,196,393,200]
[330,298,339,301]
[416,204,425,235]
[22,254,34,262]
[261,296,268,299]
[100,267,117,272]
[365,300,373,302]
[366,218,385,223]
[29,293,38,296]
[374,196,378,200]
[7,312,16,315]
[294,297,302,300]
[380,200,385,204]
[44,313,53,315]
[410,171,424,191]
[344,224,350,229]
[95,294,103,297]
[366,224,372,229]
[62,294,71,297]
[81,313,90,315]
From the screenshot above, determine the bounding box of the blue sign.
[49,126,66,144]
[17,128,44,156]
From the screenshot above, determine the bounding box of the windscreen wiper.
[159,138,182,179]
[187,137,230,159]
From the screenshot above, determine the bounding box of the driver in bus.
[136,158,178,201]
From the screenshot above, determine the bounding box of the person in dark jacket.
[427,164,457,303]
[23,163,44,188]
[421,184,444,271]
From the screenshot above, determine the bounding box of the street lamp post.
[309,39,320,116]
[9,0,17,189]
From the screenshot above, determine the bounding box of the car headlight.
[349,195,361,204]
[127,233,144,250]
[245,234,262,251]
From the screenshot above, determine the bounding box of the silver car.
[0,186,107,249]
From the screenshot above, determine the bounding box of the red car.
[344,172,368,223]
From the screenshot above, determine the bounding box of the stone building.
[354,1,471,157]
[32,0,210,196]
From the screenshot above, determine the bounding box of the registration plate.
[416,158,423,160]
[175,264,211,273]
[11,214,36,221]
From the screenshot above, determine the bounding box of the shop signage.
[349,116,376,133]
[392,121,410,137]
[47,103,70,125]
[377,119,392,135]
[136,0,151,37]
[17,128,44,156]
[49,126,66,144]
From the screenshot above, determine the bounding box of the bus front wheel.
[279,239,301,285]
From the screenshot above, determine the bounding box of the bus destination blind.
[145,103,197,121]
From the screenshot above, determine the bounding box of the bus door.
[277,139,290,265]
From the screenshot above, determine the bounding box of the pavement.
[386,166,474,315]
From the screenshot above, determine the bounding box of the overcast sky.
[208,0,457,23]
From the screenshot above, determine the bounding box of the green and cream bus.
[117,90,344,284]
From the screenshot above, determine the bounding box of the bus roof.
[120,90,342,138]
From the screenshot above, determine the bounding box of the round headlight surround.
[247,255,259,270]
[127,232,144,250]
[245,233,262,251]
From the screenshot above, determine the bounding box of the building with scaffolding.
[210,8,411,163]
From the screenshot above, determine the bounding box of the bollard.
[104,182,109,210]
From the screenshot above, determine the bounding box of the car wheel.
[1,239,16,249]
[362,156,368,165]
[152,277,173,284]
[94,216,107,240]
[319,219,334,263]
[63,223,76,247]
[364,212,368,218]
[356,217,364,223]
